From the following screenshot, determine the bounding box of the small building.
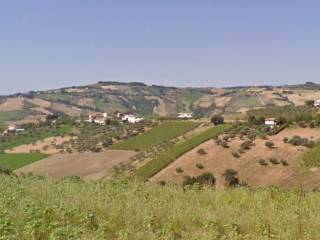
[177,113,193,119]
[265,118,277,128]
[314,99,320,107]
[122,114,144,124]
[86,112,108,125]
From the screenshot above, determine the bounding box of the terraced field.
[0,153,46,170]
[110,121,199,151]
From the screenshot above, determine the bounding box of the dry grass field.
[150,128,320,189]
[16,150,136,180]
[0,97,24,111]
[51,102,82,117]
[6,136,72,155]
[26,98,51,108]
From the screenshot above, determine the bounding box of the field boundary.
[135,124,232,181]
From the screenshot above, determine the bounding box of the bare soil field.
[16,150,136,180]
[195,95,215,108]
[150,128,320,189]
[285,90,320,106]
[26,98,51,108]
[6,136,72,155]
[78,98,95,107]
[0,97,24,111]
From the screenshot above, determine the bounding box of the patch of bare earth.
[16,150,136,180]
[150,128,320,189]
[0,97,24,111]
[145,96,167,116]
[6,136,72,155]
[285,90,320,106]
[31,107,52,115]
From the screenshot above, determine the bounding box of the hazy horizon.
[1,1,320,94]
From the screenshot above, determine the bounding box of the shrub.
[265,141,274,149]
[159,180,166,186]
[240,140,253,150]
[232,151,240,158]
[283,137,288,143]
[211,115,224,125]
[196,163,204,169]
[0,166,12,175]
[221,141,229,148]
[197,148,207,155]
[288,136,314,148]
[258,159,268,166]
[269,158,280,165]
[183,172,216,187]
[281,160,289,166]
[298,121,307,128]
[176,167,184,173]
[223,169,239,187]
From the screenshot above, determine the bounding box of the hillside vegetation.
[110,121,199,151]
[1,176,320,239]
[135,124,231,180]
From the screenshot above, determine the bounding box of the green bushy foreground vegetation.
[2,176,320,239]
[135,124,231,180]
[110,121,199,151]
[0,153,46,170]
[303,141,320,167]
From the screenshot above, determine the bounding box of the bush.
[283,137,288,143]
[0,166,12,175]
[223,169,239,187]
[196,163,204,169]
[232,151,240,158]
[298,121,308,128]
[269,158,280,165]
[288,136,314,148]
[240,140,253,150]
[281,160,289,166]
[197,148,207,155]
[221,141,229,148]
[176,167,183,173]
[258,159,268,166]
[183,172,216,187]
[211,115,224,125]
[265,141,274,149]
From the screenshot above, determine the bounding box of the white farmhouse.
[314,99,320,107]
[177,113,193,119]
[122,114,144,124]
[265,118,277,128]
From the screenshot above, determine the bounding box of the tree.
[305,100,315,107]
[223,169,239,187]
[211,115,224,125]
[265,141,274,148]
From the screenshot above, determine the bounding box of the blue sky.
[1,1,320,94]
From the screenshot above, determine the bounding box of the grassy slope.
[0,125,73,151]
[110,121,199,151]
[0,153,46,170]
[1,176,320,239]
[303,141,320,167]
[135,124,231,180]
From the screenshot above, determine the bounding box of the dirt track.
[150,128,320,189]
[16,150,136,180]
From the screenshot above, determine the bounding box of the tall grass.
[135,124,231,180]
[303,141,320,167]
[110,121,199,151]
[1,175,320,239]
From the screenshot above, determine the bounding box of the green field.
[303,141,320,167]
[0,124,73,151]
[0,110,30,124]
[135,124,231,180]
[1,176,320,239]
[0,153,46,170]
[110,121,199,151]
